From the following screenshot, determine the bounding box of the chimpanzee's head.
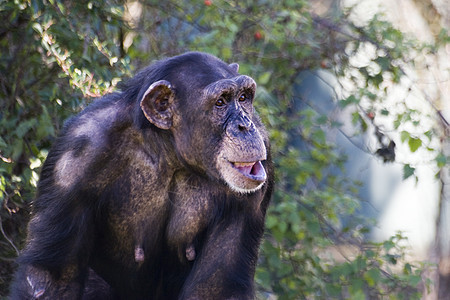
[140,52,268,193]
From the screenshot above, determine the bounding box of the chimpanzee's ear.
[229,63,239,73]
[140,80,175,130]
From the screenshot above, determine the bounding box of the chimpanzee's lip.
[230,161,267,182]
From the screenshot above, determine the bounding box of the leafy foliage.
[0,0,130,293]
[1,0,448,298]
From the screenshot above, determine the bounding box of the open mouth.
[231,161,267,182]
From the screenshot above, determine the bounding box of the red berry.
[254,31,262,40]
[367,112,375,119]
[204,0,212,6]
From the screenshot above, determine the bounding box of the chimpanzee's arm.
[10,183,97,299]
[179,209,266,300]
[11,100,130,299]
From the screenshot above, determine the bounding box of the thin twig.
[0,215,20,256]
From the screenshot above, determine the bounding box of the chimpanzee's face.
[140,58,268,194]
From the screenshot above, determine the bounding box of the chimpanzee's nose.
[238,115,252,132]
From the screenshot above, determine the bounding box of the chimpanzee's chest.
[96,169,217,265]
[90,170,221,297]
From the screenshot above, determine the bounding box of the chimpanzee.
[11,52,273,299]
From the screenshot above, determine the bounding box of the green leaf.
[316,115,328,125]
[32,22,43,34]
[258,72,272,85]
[408,275,422,286]
[348,279,365,300]
[375,56,390,71]
[352,111,360,125]
[370,73,383,88]
[266,215,278,229]
[364,268,380,287]
[380,109,389,116]
[325,284,341,297]
[404,263,412,274]
[436,153,447,168]
[15,119,37,138]
[339,95,359,108]
[403,164,415,180]
[400,131,409,143]
[255,267,271,288]
[394,114,404,129]
[278,221,288,233]
[311,129,326,145]
[408,137,422,152]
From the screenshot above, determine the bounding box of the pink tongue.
[251,161,264,177]
[234,161,266,178]
[236,165,253,175]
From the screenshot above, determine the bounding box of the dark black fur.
[11,52,273,299]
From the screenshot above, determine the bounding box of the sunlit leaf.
[408,137,422,152]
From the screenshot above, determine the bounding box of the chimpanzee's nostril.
[238,124,247,131]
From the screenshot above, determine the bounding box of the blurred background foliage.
[0,0,448,298]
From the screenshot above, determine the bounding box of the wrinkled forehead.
[203,75,256,98]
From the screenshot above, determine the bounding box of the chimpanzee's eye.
[215,97,226,107]
[239,93,249,102]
